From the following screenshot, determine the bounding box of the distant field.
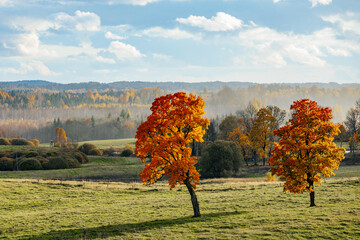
[78,138,136,149]
[0,177,358,239]
[0,156,143,182]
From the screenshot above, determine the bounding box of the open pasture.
[0,177,359,239]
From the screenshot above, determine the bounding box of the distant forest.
[0,80,359,143]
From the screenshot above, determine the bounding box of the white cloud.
[9,10,101,33]
[273,0,332,7]
[105,31,127,40]
[54,10,101,32]
[96,55,116,64]
[176,12,243,32]
[9,18,56,32]
[0,0,13,7]
[107,0,160,6]
[143,27,200,40]
[237,25,358,67]
[0,61,60,76]
[322,13,360,35]
[309,0,332,7]
[152,53,171,61]
[108,41,144,60]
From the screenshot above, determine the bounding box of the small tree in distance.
[268,99,345,207]
[136,92,209,217]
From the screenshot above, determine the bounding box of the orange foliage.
[55,127,67,147]
[268,99,345,197]
[136,92,210,190]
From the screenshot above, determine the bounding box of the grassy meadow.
[0,143,359,239]
[0,177,359,239]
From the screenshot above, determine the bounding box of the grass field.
[78,138,136,149]
[0,177,359,239]
[1,144,359,239]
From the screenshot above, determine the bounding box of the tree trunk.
[184,177,201,217]
[307,177,316,207]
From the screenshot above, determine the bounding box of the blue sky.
[0,0,359,84]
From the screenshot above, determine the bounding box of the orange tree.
[55,127,67,147]
[135,92,209,217]
[249,108,277,166]
[268,99,345,207]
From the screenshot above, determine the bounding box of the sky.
[0,0,359,84]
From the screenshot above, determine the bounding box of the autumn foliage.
[268,99,345,206]
[136,92,209,217]
[55,127,67,147]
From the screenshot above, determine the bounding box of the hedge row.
[0,149,88,171]
[0,137,40,146]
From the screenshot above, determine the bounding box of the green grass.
[0,156,143,182]
[0,177,358,239]
[77,138,136,149]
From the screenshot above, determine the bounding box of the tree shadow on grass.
[20,211,245,240]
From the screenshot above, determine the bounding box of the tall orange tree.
[268,99,345,207]
[135,92,209,217]
[55,127,67,147]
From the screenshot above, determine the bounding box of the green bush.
[18,158,43,170]
[11,138,31,146]
[44,156,69,170]
[25,151,39,158]
[0,157,14,171]
[73,152,89,163]
[121,148,133,157]
[88,148,103,156]
[78,143,97,155]
[199,140,244,178]
[63,154,80,168]
[0,138,11,145]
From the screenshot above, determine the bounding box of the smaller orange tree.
[135,92,209,217]
[268,99,345,207]
[55,127,67,147]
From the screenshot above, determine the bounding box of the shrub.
[0,157,14,171]
[120,148,133,157]
[44,156,69,170]
[124,144,134,151]
[25,151,39,158]
[199,140,244,178]
[11,138,30,146]
[88,148,103,156]
[73,152,89,163]
[29,139,40,146]
[63,154,81,168]
[78,143,97,155]
[37,157,49,167]
[0,138,11,145]
[266,172,278,182]
[18,158,43,170]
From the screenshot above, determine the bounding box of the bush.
[124,144,134,151]
[63,154,81,168]
[0,138,11,145]
[78,143,97,155]
[18,158,43,170]
[0,157,14,171]
[44,156,69,170]
[11,138,30,146]
[266,172,278,182]
[199,140,244,178]
[120,148,133,157]
[29,139,40,146]
[73,152,89,163]
[88,148,103,156]
[25,151,39,158]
